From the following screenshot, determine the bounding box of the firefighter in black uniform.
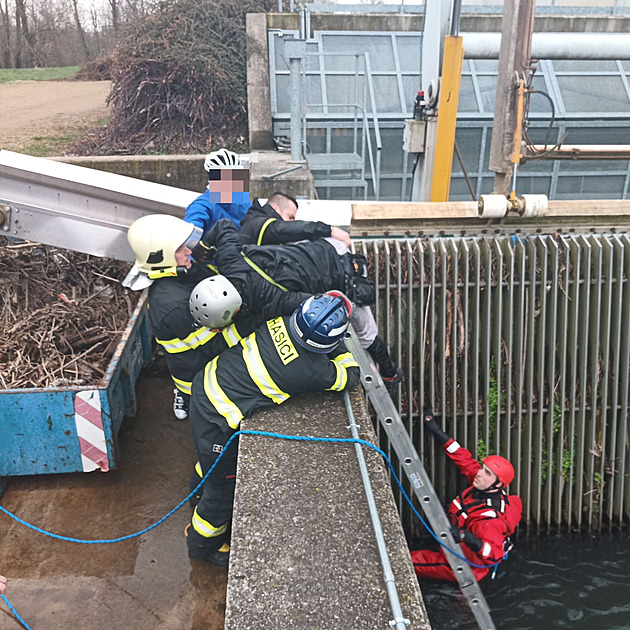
[239,191,351,247]
[122,214,258,419]
[196,217,402,390]
[185,291,360,566]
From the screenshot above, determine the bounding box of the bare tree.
[15,0,34,67]
[70,0,90,60]
[0,0,14,67]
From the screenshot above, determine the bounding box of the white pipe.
[463,32,630,59]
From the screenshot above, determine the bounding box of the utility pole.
[488,0,536,195]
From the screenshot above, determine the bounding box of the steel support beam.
[0,150,197,261]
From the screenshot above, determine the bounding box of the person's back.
[240,193,338,246]
[185,292,360,565]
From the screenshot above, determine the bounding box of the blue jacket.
[184,189,251,233]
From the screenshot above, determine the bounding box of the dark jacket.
[147,266,256,398]
[205,218,348,323]
[239,199,332,246]
[189,314,360,447]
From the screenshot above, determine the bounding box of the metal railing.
[355,234,630,533]
[289,50,382,198]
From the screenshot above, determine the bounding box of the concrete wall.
[226,390,431,630]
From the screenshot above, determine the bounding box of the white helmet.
[204,148,242,172]
[123,214,201,290]
[189,275,242,329]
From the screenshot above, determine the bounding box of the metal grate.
[355,234,630,533]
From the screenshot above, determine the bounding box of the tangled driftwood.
[0,239,138,389]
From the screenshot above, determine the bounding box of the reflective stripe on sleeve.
[480,542,492,558]
[192,507,228,539]
[327,360,348,391]
[241,334,289,404]
[194,461,203,478]
[446,440,461,454]
[221,324,243,347]
[156,327,220,354]
[257,218,277,245]
[202,359,244,430]
[333,352,359,369]
[172,376,192,396]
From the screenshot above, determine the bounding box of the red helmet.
[483,455,514,487]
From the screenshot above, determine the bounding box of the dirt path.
[0,80,111,152]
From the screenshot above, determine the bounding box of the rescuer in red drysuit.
[410,407,523,582]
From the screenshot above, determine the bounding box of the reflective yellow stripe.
[192,507,228,538]
[194,461,203,477]
[172,376,192,396]
[156,326,220,354]
[241,253,288,292]
[327,353,358,391]
[334,352,358,369]
[257,217,277,245]
[327,361,347,391]
[241,333,289,404]
[203,359,244,430]
[221,324,243,347]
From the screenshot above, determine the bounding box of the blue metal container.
[0,293,152,477]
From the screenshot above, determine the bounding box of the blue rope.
[0,428,505,626]
[1,594,33,630]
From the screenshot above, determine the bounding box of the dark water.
[418,532,630,630]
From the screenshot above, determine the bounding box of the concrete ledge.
[226,389,430,630]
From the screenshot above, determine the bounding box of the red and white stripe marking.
[74,390,109,472]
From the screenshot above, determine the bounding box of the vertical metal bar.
[532,236,548,529]
[460,239,470,449]
[470,240,482,470]
[437,240,450,497]
[617,236,630,525]
[289,55,303,163]
[555,237,570,531]
[417,240,427,464]
[575,236,591,530]
[427,240,439,490]
[609,236,626,526]
[480,240,492,464]
[583,235,598,529]
[491,240,503,459]
[544,236,560,532]
[566,237,581,530]
[599,236,614,528]
[501,238,515,489]
[522,238,537,528]
[449,240,459,437]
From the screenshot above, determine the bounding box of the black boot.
[366,336,403,392]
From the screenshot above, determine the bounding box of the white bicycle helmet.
[203,148,242,172]
[189,275,243,329]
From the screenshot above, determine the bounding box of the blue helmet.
[289,291,352,353]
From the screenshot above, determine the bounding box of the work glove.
[423,406,450,446]
[190,240,216,265]
[450,526,483,553]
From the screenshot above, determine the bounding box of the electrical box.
[402,119,426,153]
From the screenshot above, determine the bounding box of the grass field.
[0,66,80,83]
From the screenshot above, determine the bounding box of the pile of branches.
[0,240,138,389]
[77,0,274,155]
[72,55,114,81]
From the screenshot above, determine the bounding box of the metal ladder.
[345,328,497,630]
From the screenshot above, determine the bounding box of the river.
[418,531,630,630]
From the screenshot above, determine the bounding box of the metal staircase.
[287,48,382,199]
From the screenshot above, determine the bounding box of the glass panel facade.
[556,75,630,112]
[268,29,630,202]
